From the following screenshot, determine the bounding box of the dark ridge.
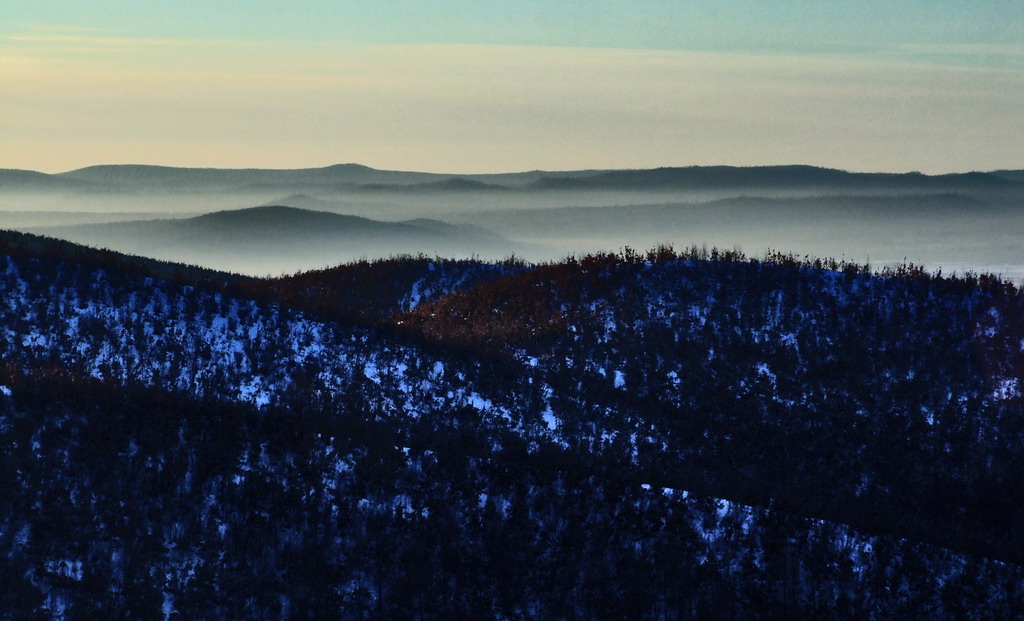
[256,255,528,324]
[0,169,98,192]
[257,193,334,208]
[189,205,386,228]
[0,227,526,335]
[60,163,373,178]
[0,228,250,286]
[41,205,444,239]
[0,163,1012,196]
[529,165,1017,190]
[990,169,1024,183]
[21,205,520,276]
[175,206,492,242]
[356,178,511,192]
[698,192,983,208]
[393,245,1016,357]
[320,162,374,172]
[56,163,448,189]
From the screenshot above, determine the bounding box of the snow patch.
[45,559,83,581]
[993,377,1021,401]
[238,377,271,407]
[755,363,776,385]
[162,591,175,620]
[408,278,424,308]
[363,362,381,384]
[467,392,493,411]
[613,370,626,389]
[541,404,560,431]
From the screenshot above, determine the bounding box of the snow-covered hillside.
[1,234,1022,618]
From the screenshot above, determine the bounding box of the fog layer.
[1,164,1021,278]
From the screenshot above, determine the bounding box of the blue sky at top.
[4,0,1022,58]
[1,1,1021,172]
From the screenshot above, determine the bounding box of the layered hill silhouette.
[56,163,445,191]
[528,165,1020,191]
[3,163,1019,196]
[461,192,988,236]
[48,163,545,193]
[0,169,102,193]
[455,192,1024,276]
[5,162,1024,278]
[27,205,516,275]
[992,170,1024,183]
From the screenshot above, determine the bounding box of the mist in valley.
[1,164,1022,279]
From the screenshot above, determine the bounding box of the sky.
[1,1,1022,174]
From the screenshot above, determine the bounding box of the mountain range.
[3,163,1022,195]
[5,162,1024,278]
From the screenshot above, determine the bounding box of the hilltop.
[23,205,518,275]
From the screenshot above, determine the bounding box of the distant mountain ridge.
[992,170,1024,183]
[55,163,444,191]
[0,163,1015,195]
[529,165,1019,190]
[0,169,101,192]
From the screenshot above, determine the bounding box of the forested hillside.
[1,232,1022,618]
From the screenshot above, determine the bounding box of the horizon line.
[4,162,1020,177]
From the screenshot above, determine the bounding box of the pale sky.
[1,1,1022,173]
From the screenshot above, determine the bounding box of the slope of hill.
[258,193,344,210]
[461,192,986,236]
[396,249,1023,563]
[991,169,1024,183]
[23,205,518,275]
[0,210,188,229]
[0,233,1022,617]
[0,169,101,193]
